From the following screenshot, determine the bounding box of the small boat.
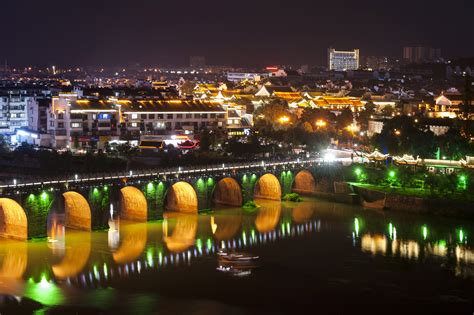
[217,250,259,265]
[216,265,252,277]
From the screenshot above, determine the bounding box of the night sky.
[2,0,473,67]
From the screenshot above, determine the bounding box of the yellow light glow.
[346,124,359,132]
[315,119,327,127]
[278,116,290,124]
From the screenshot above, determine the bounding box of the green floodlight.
[355,168,362,176]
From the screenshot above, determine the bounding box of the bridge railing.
[0,158,324,190]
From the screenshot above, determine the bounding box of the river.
[0,197,473,314]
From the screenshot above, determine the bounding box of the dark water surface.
[0,198,473,314]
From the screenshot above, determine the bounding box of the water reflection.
[0,197,472,311]
[52,231,91,279]
[113,222,148,265]
[292,202,315,224]
[255,200,282,233]
[212,209,242,241]
[0,241,28,294]
[163,212,198,253]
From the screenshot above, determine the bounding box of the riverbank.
[297,180,474,219]
[350,183,474,219]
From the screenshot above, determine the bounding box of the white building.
[328,48,360,71]
[47,94,228,149]
[0,93,39,135]
[226,72,270,82]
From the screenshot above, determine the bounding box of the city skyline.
[1,0,473,67]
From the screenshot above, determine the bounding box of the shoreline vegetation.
[242,200,260,211]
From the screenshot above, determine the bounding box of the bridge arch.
[0,198,28,240]
[165,182,198,213]
[63,192,91,231]
[120,186,148,221]
[212,178,243,207]
[293,170,316,195]
[254,174,282,201]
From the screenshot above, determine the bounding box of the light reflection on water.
[0,197,473,311]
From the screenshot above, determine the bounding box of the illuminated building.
[47,94,227,149]
[0,93,39,135]
[226,72,270,82]
[328,48,360,71]
[255,86,294,97]
[403,46,441,63]
[307,96,364,112]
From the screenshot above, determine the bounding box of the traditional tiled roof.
[71,99,226,112]
[310,97,364,108]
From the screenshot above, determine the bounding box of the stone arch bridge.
[0,159,330,240]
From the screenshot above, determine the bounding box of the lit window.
[131,114,138,119]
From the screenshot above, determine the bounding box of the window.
[58,122,64,128]
[227,119,233,124]
[71,122,81,128]
[157,114,164,119]
[210,113,216,118]
[131,122,138,127]
[177,114,183,119]
[58,113,64,119]
[201,114,208,119]
[194,114,200,119]
[148,114,155,119]
[131,113,138,119]
[167,114,173,119]
[218,114,225,119]
[186,114,192,119]
[141,114,147,119]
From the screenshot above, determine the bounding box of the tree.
[179,81,196,96]
[381,106,394,117]
[461,74,473,119]
[254,99,294,132]
[356,101,375,130]
[336,108,353,130]
[372,115,436,158]
[0,135,9,155]
[199,128,211,151]
[435,128,473,160]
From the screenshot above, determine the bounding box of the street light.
[278,116,290,124]
[315,119,327,128]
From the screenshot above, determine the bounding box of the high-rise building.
[328,48,360,71]
[403,46,441,63]
[189,56,206,68]
[403,47,415,63]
